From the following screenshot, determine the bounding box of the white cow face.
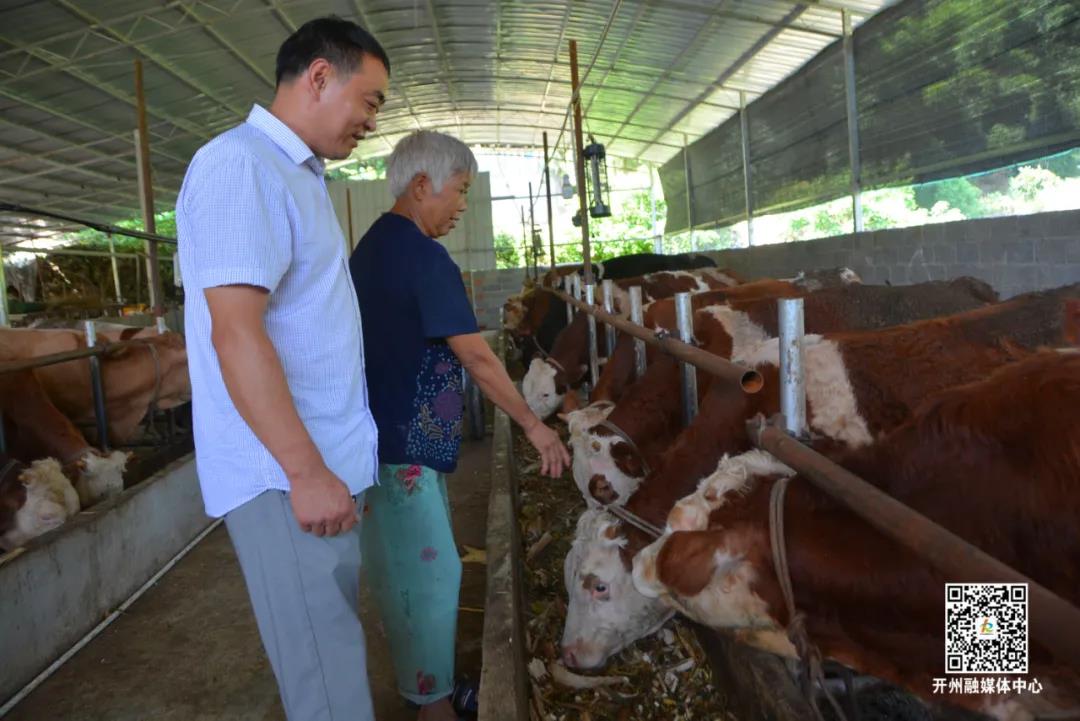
[570,426,647,507]
[565,404,616,505]
[523,358,563,420]
[560,509,673,670]
[1,458,80,551]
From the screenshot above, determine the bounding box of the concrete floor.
[4,437,492,721]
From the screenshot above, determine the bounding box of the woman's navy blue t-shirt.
[349,212,479,473]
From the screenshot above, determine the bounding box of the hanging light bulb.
[583,136,612,218]
[560,172,576,200]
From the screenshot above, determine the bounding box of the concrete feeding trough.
[0,454,208,707]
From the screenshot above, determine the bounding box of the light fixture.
[560,173,576,200]
[583,136,612,218]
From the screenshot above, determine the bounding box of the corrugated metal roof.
[0,0,893,242]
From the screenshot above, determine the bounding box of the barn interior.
[1,1,1079,720]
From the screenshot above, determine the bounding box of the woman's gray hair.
[387,130,478,198]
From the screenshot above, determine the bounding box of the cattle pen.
[484,281,1080,720]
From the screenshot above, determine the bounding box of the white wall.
[327,173,496,271]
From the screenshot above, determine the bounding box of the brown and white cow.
[635,351,1080,720]
[560,283,1079,671]
[0,453,81,551]
[570,277,1000,507]
[523,268,742,418]
[0,329,189,508]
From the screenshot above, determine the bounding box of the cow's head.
[667,450,792,532]
[570,424,648,507]
[503,295,527,333]
[561,509,673,670]
[1,458,80,551]
[74,449,129,508]
[632,527,779,636]
[523,358,584,420]
[565,403,616,505]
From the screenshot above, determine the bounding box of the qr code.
[945,583,1027,674]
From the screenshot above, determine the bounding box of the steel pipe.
[553,289,762,394]
[84,321,110,452]
[778,298,807,437]
[629,286,646,379]
[564,275,574,325]
[675,292,698,425]
[0,338,148,375]
[602,279,617,357]
[585,283,599,388]
[750,420,1080,666]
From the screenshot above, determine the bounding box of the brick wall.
[704,209,1080,299]
[462,268,533,330]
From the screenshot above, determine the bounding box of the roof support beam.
[0,30,214,141]
[423,0,461,126]
[263,0,298,33]
[537,2,574,118]
[581,0,653,120]
[0,85,191,167]
[0,145,129,185]
[350,0,423,137]
[49,0,251,117]
[632,4,810,160]
[604,1,734,146]
[177,3,276,88]
[0,115,186,185]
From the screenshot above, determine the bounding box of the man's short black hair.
[275,16,390,86]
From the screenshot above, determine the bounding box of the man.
[176,17,389,721]
[350,130,569,721]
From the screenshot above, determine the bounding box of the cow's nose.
[561,646,579,668]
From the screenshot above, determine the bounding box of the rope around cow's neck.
[770,476,850,721]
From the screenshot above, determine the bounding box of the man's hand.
[288,465,358,537]
[523,417,571,478]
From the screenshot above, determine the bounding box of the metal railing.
[555,283,1080,666]
[0,320,178,455]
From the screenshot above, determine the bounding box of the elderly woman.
[350,130,568,721]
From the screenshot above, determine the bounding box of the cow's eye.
[594,584,607,594]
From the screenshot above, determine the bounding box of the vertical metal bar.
[543,131,556,272]
[569,40,593,286]
[683,133,696,251]
[564,275,574,325]
[675,292,697,425]
[107,232,123,304]
[843,9,864,233]
[779,298,807,437]
[602,279,616,356]
[528,181,537,280]
[133,59,163,320]
[0,239,9,327]
[649,167,662,254]
[629,286,646,379]
[84,320,110,452]
[585,283,599,388]
[520,206,529,277]
[739,90,754,248]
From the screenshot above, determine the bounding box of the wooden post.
[569,40,593,286]
[543,131,556,272]
[133,59,164,318]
